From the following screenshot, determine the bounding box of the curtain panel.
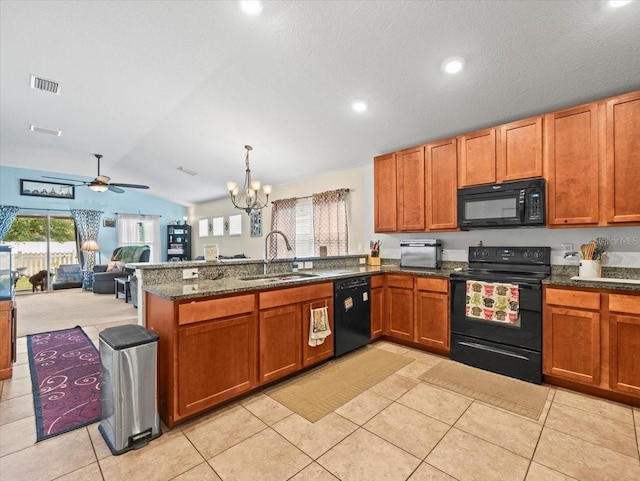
[313,189,348,256]
[0,205,19,241]
[270,198,297,259]
[70,209,102,289]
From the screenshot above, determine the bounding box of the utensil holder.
[367,250,380,266]
[579,260,601,278]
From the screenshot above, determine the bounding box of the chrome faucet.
[264,230,292,274]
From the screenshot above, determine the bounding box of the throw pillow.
[106,261,126,272]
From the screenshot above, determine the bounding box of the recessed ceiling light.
[352,101,368,112]
[609,0,632,7]
[442,57,465,74]
[240,1,263,15]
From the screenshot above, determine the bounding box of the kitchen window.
[270,188,348,258]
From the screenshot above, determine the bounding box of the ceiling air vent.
[29,75,60,95]
[177,166,198,176]
[29,125,62,136]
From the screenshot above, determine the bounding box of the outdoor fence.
[13,251,79,278]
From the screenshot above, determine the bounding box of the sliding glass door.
[4,214,78,292]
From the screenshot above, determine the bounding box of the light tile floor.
[1,330,639,481]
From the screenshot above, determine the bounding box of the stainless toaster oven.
[400,239,442,269]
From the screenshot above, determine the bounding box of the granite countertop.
[543,274,640,292]
[143,264,457,301]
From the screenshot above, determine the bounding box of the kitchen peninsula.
[136,256,640,428]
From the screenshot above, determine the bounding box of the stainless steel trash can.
[98,324,161,455]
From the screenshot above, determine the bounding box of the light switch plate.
[359,258,366,264]
[303,261,313,269]
[182,269,199,279]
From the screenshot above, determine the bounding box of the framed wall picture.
[103,218,116,228]
[250,211,262,237]
[20,179,75,199]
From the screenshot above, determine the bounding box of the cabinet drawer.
[609,294,640,315]
[371,275,384,289]
[416,277,448,293]
[545,288,600,310]
[259,282,333,310]
[179,294,256,325]
[386,274,414,289]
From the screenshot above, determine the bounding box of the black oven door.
[450,277,542,352]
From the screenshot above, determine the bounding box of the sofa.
[92,245,150,294]
[52,264,83,290]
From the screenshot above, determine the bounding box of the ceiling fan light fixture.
[89,183,109,193]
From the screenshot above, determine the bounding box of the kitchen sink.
[239,272,319,282]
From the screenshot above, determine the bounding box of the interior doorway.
[4,214,79,293]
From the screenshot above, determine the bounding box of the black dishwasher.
[334,276,371,357]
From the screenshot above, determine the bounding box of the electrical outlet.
[562,243,574,255]
[359,257,366,265]
[303,261,313,269]
[182,269,198,280]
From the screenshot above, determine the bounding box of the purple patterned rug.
[27,326,101,441]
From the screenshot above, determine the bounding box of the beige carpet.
[266,347,414,422]
[16,289,138,337]
[419,360,549,420]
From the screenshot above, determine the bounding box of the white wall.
[190,162,640,268]
[189,166,367,260]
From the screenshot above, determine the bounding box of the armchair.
[92,245,150,294]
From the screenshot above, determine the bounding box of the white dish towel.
[309,306,331,347]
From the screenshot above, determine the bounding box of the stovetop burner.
[451,246,551,284]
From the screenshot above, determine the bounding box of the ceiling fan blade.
[41,175,86,185]
[108,185,125,194]
[109,182,150,189]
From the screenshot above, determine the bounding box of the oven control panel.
[469,246,550,265]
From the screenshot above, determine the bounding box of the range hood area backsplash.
[376,225,640,268]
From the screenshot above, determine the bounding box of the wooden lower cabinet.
[609,294,640,396]
[260,305,301,383]
[147,282,335,428]
[415,278,449,350]
[384,275,414,341]
[383,274,450,354]
[370,275,384,340]
[543,304,601,385]
[147,292,258,427]
[302,298,335,367]
[0,299,17,380]
[178,313,257,416]
[543,286,640,403]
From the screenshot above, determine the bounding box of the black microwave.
[457,178,545,229]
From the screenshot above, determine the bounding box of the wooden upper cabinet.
[396,146,425,231]
[374,152,398,232]
[605,91,640,224]
[498,116,543,182]
[459,128,497,187]
[546,103,599,226]
[426,138,458,230]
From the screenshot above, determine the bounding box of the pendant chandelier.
[226,145,272,214]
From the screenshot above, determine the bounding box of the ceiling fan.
[43,154,150,193]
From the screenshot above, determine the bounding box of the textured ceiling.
[1,0,639,206]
